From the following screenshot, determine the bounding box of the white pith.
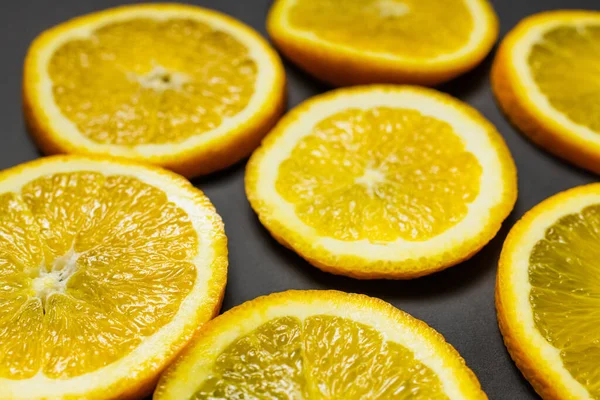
[375,0,410,17]
[32,247,79,307]
[133,65,190,92]
[355,167,387,196]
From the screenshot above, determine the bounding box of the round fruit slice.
[155,290,487,399]
[267,0,498,87]
[497,184,600,400]
[492,11,600,175]
[0,155,227,400]
[246,85,517,279]
[23,3,286,178]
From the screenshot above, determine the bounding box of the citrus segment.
[497,184,600,399]
[24,4,286,177]
[267,0,498,86]
[0,156,227,400]
[246,86,516,279]
[155,290,486,399]
[0,294,43,380]
[193,316,306,398]
[302,315,447,399]
[276,107,482,242]
[492,11,600,175]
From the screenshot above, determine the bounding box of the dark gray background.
[3,1,599,399]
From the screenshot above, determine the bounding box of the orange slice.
[23,4,286,177]
[246,85,517,279]
[497,184,600,400]
[155,290,487,399]
[492,10,600,174]
[267,0,498,86]
[0,155,227,399]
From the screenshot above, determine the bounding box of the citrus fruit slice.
[155,290,486,399]
[497,184,600,400]
[267,0,498,87]
[23,3,286,178]
[0,155,227,399]
[492,10,600,175]
[246,86,517,279]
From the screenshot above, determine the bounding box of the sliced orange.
[155,290,487,399]
[492,10,600,174]
[246,85,517,279]
[0,155,227,399]
[497,184,600,400]
[23,3,286,178]
[267,0,498,86]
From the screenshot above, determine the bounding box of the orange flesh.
[193,315,447,399]
[528,24,600,133]
[48,18,257,145]
[287,0,474,58]
[0,172,198,379]
[276,107,482,242]
[529,204,600,398]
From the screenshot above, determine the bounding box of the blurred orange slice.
[23,4,286,177]
[493,10,600,174]
[267,0,498,86]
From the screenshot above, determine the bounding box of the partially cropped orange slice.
[492,10,600,174]
[155,290,487,399]
[497,184,600,400]
[23,4,285,177]
[267,0,498,86]
[0,156,227,399]
[246,86,517,279]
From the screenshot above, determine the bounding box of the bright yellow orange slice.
[246,85,517,279]
[492,10,600,174]
[497,183,600,400]
[267,0,498,86]
[0,156,227,399]
[155,290,487,399]
[23,4,286,178]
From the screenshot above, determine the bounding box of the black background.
[3,1,599,399]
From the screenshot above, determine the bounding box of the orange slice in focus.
[246,86,516,279]
[0,156,227,399]
[155,290,487,399]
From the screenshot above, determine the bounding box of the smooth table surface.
[2,0,599,399]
